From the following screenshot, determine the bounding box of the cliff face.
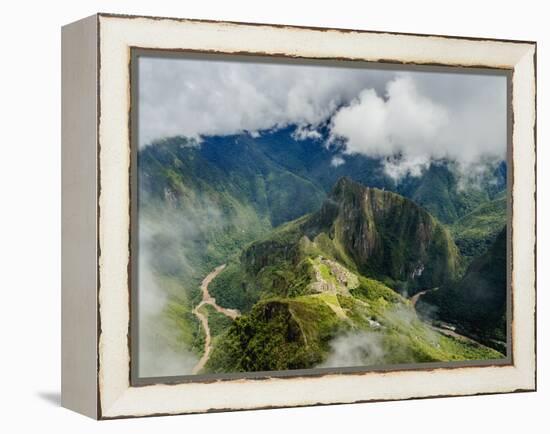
[307,177,460,291]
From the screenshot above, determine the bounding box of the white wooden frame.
[61,13,536,419]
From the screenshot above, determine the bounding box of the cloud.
[329,73,507,180]
[138,56,393,146]
[383,155,431,180]
[319,331,385,368]
[330,156,345,167]
[139,56,507,182]
[136,192,230,377]
[291,125,323,141]
[137,219,199,377]
[331,77,449,157]
[138,320,198,378]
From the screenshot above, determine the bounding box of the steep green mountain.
[209,178,461,312]
[418,227,507,351]
[140,135,327,228]
[451,192,507,260]
[203,178,501,374]
[396,161,506,224]
[210,177,461,308]
[306,177,461,292]
[395,163,488,224]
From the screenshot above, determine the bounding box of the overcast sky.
[138,55,507,178]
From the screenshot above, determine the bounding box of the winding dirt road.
[191,264,240,374]
[410,288,433,307]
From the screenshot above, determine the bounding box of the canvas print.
[133,54,509,380]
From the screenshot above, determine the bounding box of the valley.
[137,128,508,376]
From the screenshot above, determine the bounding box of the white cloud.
[138,56,392,146]
[331,156,345,167]
[137,216,200,377]
[139,56,507,181]
[329,74,507,180]
[383,155,432,180]
[331,77,449,157]
[292,125,323,141]
[318,332,385,368]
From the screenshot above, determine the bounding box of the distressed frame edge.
[95,11,537,46]
[94,14,537,419]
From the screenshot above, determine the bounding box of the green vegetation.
[138,129,508,373]
[451,192,506,260]
[418,227,507,351]
[396,161,505,224]
[205,297,342,372]
[198,304,234,338]
[205,278,502,374]
[310,177,461,292]
[351,276,404,305]
[207,262,259,312]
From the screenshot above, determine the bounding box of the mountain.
[417,227,507,350]
[451,191,507,260]
[203,178,501,373]
[209,177,460,311]
[137,129,507,374]
[251,129,506,226]
[140,134,327,228]
[142,128,505,226]
[305,177,460,292]
[395,163,484,224]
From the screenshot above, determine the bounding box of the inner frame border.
[128,48,514,387]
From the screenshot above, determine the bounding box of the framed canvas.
[61,13,536,419]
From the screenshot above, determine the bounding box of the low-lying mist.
[137,211,200,377]
[318,331,386,368]
[136,193,228,378]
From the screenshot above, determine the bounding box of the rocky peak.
[317,177,459,290]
